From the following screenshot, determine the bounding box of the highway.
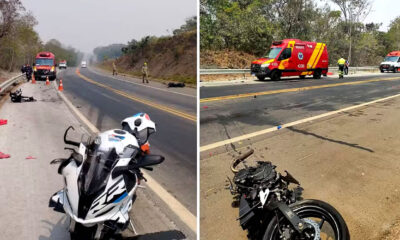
[200,73,400,240]
[58,67,197,214]
[200,74,400,147]
[0,67,196,239]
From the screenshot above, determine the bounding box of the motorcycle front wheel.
[70,223,96,240]
[263,199,350,240]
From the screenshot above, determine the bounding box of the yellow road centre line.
[75,69,196,122]
[200,76,400,103]
[200,92,400,152]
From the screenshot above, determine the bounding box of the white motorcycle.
[49,113,164,239]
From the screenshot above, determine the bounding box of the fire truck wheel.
[270,70,281,81]
[299,75,306,79]
[313,70,322,79]
[394,68,398,73]
[380,69,384,73]
[257,76,265,81]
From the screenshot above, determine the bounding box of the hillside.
[96,17,197,85]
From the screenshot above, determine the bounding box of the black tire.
[313,70,322,79]
[70,223,96,240]
[380,69,384,73]
[257,76,265,81]
[394,67,398,73]
[299,75,306,79]
[263,199,350,240]
[270,70,281,81]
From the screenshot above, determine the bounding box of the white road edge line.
[200,92,400,152]
[87,67,196,98]
[53,81,197,233]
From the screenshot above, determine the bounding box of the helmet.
[121,113,156,145]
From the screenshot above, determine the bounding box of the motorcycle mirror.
[80,134,91,146]
[50,158,64,164]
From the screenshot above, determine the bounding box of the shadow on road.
[287,126,374,153]
[39,217,69,240]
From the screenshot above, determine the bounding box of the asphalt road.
[58,67,197,215]
[200,73,400,146]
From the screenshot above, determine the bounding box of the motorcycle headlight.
[261,63,270,68]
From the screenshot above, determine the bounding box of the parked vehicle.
[251,39,329,81]
[380,51,400,73]
[49,113,163,240]
[33,52,57,80]
[227,149,349,240]
[81,61,87,68]
[59,60,67,69]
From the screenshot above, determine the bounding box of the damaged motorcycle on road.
[227,149,350,240]
[49,113,163,240]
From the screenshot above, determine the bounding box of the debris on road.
[0,119,7,125]
[9,89,36,103]
[25,156,36,160]
[168,82,185,88]
[0,152,10,159]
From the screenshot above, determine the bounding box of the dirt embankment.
[200,50,256,82]
[99,31,196,85]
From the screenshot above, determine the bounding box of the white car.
[81,61,87,68]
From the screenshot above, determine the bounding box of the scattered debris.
[168,82,185,88]
[0,152,10,159]
[203,106,209,109]
[0,119,7,125]
[277,125,282,130]
[10,89,36,103]
[25,156,36,160]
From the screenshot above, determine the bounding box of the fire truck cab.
[34,52,57,80]
[380,51,400,73]
[251,39,329,81]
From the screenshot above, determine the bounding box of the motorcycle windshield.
[79,146,119,196]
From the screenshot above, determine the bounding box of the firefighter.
[338,57,346,79]
[142,62,149,83]
[24,64,33,82]
[112,61,117,76]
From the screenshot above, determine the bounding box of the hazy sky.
[21,0,197,53]
[321,0,399,31]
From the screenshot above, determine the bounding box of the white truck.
[380,51,400,73]
[81,61,87,68]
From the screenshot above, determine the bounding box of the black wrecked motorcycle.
[227,149,350,240]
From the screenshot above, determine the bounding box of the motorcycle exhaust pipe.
[230,149,254,173]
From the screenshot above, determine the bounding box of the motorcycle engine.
[233,161,277,189]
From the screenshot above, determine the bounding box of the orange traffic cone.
[58,79,64,91]
[46,76,50,85]
[31,74,36,84]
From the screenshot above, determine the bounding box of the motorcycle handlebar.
[64,126,80,147]
[231,149,254,173]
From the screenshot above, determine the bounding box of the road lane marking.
[200,92,400,152]
[75,69,196,122]
[88,67,196,98]
[54,80,197,233]
[200,76,400,103]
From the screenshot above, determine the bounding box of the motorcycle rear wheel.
[263,199,349,240]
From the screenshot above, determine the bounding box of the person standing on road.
[112,61,117,76]
[142,62,149,83]
[24,64,33,82]
[338,57,346,79]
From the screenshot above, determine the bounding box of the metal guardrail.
[200,66,379,75]
[0,74,24,94]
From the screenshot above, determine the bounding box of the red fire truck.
[251,39,329,81]
[33,52,57,80]
[379,51,400,73]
